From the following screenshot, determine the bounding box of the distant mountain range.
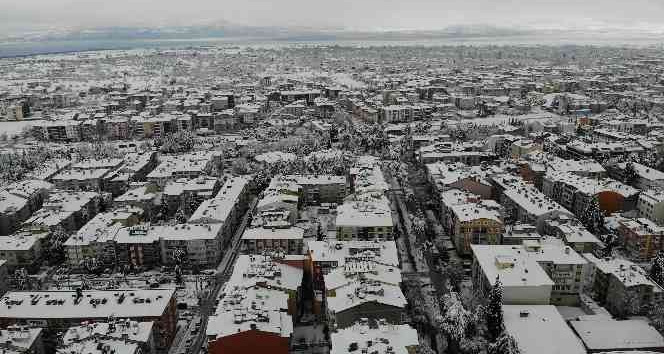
[1,21,662,58]
[1,23,538,43]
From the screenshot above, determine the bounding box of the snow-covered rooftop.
[0,289,175,319]
[330,320,419,354]
[570,318,664,351]
[503,305,586,354]
[207,286,293,339]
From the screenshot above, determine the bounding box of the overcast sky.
[2,0,664,33]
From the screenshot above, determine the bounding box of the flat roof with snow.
[0,289,175,320]
[503,305,586,354]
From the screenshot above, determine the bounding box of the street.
[169,197,257,354]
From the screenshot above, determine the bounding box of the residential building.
[447,198,503,255]
[638,189,664,226]
[0,289,176,351]
[0,180,52,236]
[226,255,305,315]
[282,175,347,205]
[330,319,419,354]
[492,174,573,231]
[0,325,44,354]
[188,176,250,245]
[611,162,664,190]
[569,317,664,353]
[206,286,293,354]
[543,216,602,253]
[618,217,664,262]
[0,234,42,271]
[23,190,101,233]
[63,208,141,268]
[61,320,155,354]
[325,261,407,328]
[471,238,588,305]
[335,196,393,241]
[542,171,639,216]
[241,225,305,255]
[306,240,399,274]
[502,305,586,354]
[583,253,664,317]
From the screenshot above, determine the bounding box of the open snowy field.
[0,120,43,137]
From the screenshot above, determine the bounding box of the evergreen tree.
[623,162,638,186]
[46,226,69,265]
[440,291,472,344]
[581,196,604,234]
[602,232,618,258]
[487,277,505,341]
[651,251,664,287]
[175,207,188,224]
[488,333,520,354]
[649,305,664,335]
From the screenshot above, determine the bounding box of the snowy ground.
[0,120,44,137]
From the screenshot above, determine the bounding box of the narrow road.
[171,197,257,354]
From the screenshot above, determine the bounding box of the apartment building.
[542,171,638,216]
[282,175,347,205]
[492,174,573,231]
[618,217,664,262]
[206,286,293,354]
[448,199,504,255]
[583,253,664,317]
[638,189,664,226]
[0,289,176,352]
[0,180,52,236]
[471,238,588,306]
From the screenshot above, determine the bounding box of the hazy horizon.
[2,0,664,35]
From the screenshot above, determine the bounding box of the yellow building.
[450,201,504,255]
